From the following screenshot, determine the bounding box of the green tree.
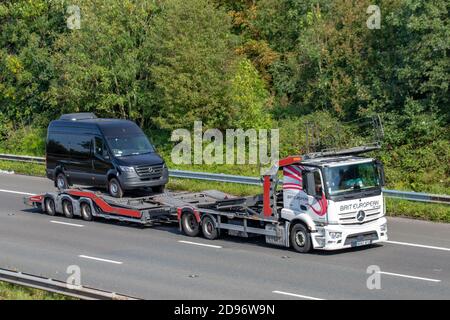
[0,0,65,132]
[146,0,235,130]
[50,0,158,127]
[228,58,271,129]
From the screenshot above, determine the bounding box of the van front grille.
[135,165,164,178]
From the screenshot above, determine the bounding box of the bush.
[0,126,46,156]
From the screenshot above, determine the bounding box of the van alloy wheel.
[56,173,68,190]
[108,178,123,198]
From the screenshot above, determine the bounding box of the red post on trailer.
[262,156,302,218]
[263,175,272,217]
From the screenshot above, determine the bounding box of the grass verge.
[0,281,74,300]
[1,160,448,222]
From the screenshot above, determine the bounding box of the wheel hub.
[295,231,306,247]
[57,178,65,188]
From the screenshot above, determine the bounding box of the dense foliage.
[0,0,449,195]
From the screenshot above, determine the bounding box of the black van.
[46,113,168,197]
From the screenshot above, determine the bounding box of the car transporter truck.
[25,117,388,253]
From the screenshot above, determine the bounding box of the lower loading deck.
[26,188,287,246]
[26,188,387,253]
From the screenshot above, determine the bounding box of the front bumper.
[311,217,388,251]
[118,168,169,190]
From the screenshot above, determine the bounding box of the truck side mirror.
[305,172,317,197]
[375,160,386,187]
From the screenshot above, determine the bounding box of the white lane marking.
[386,240,450,252]
[178,240,222,249]
[0,189,35,196]
[79,255,123,265]
[272,290,324,300]
[50,220,84,228]
[377,271,441,283]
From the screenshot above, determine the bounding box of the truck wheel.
[108,178,124,198]
[45,198,56,216]
[80,202,93,221]
[290,224,312,253]
[181,212,200,237]
[202,216,219,240]
[56,173,68,190]
[152,185,165,194]
[62,200,74,219]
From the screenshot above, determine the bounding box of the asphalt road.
[0,173,449,300]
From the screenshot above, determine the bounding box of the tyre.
[202,216,219,240]
[152,185,165,194]
[56,173,69,190]
[108,178,124,198]
[62,199,74,219]
[80,202,93,221]
[44,198,56,216]
[181,212,200,237]
[290,223,312,253]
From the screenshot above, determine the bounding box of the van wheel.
[108,178,123,198]
[45,198,56,216]
[62,200,74,219]
[56,173,68,190]
[181,212,200,237]
[202,216,219,240]
[80,202,93,221]
[290,224,312,253]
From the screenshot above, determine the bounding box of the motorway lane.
[0,173,449,299]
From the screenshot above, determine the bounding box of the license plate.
[355,240,371,247]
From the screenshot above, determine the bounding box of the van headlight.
[119,166,135,173]
[328,232,342,239]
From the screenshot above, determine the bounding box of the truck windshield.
[106,135,155,157]
[324,162,380,196]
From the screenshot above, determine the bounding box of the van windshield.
[106,135,155,157]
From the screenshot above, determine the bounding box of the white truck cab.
[280,156,388,250]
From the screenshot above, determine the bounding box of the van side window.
[69,135,91,159]
[94,137,104,156]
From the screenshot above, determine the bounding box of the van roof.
[49,117,143,137]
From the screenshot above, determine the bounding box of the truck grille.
[135,165,164,178]
[344,231,379,246]
[338,207,382,225]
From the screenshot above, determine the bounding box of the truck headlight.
[328,232,342,239]
[119,166,135,173]
[380,223,387,232]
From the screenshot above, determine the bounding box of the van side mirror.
[103,150,110,160]
[375,160,386,187]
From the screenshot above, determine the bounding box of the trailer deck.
[25,187,287,247]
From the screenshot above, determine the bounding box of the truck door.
[303,169,328,223]
[282,165,309,213]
